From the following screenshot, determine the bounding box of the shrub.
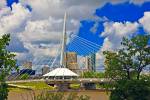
[110,79,150,100]
[70,84,80,89]
[0,82,9,100]
[81,71,105,78]
[33,91,90,100]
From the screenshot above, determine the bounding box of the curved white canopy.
[43,68,79,77]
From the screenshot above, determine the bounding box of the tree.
[0,34,17,100]
[103,35,150,80]
[81,71,105,78]
[110,79,150,100]
[103,34,150,100]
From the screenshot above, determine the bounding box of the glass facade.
[86,53,96,71]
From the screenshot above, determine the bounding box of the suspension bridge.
[6,13,108,90]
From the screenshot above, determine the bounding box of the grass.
[9,82,54,92]
[8,87,26,92]
[70,84,80,89]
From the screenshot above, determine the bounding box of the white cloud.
[24,43,61,58]
[0,3,31,55]
[0,0,6,8]
[101,21,139,50]
[130,0,150,5]
[102,22,139,37]
[0,0,146,66]
[20,0,128,20]
[96,37,113,68]
[15,52,32,62]
[0,3,32,63]
[101,38,113,51]
[0,3,31,36]
[96,21,139,68]
[20,0,100,20]
[17,0,128,59]
[19,16,80,43]
[139,12,150,33]
[19,19,61,43]
[0,7,11,18]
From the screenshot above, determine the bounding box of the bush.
[70,84,80,89]
[110,79,150,100]
[0,82,9,100]
[81,71,105,78]
[35,92,64,100]
[33,91,90,100]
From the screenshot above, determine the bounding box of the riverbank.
[8,90,109,100]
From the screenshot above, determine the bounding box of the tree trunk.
[137,67,143,80]
[127,71,130,80]
[137,73,140,80]
[137,70,141,80]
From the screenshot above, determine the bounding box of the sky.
[0,0,150,68]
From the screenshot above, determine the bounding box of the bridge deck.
[6,78,110,84]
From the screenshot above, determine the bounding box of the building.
[43,67,79,79]
[20,61,35,75]
[67,63,78,73]
[20,69,35,75]
[42,66,50,75]
[22,61,32,69]
[85,53,96,71]
[66,52,77,63]
[43,67,79,91]
[65,52,78,73]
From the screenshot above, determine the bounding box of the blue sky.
[96,2,150,22]
[68,1,150,55]
[1,0,150,66]
[7,0,19,7]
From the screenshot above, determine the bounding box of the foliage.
[67,93,79,100]
[35,92,64,100]
[0,34,17,100]
[110,79,150,100]
[19,73,30,80]
[141,74,150,81]
[0,82,9,100]
[81,71,105,78]
[103,34,150,80]
[78,95,90,100]
[70,84,80,89]
[103,34,150,100]
[32,91,90,100]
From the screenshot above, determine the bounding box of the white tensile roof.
[43,68,79,77]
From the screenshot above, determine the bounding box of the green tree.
[81,71,105,78]
[110,79,150,100]
[103,35,150,100]
[0,34,17,100]
[104,35,150,80]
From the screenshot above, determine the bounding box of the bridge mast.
[60,12,67,67]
